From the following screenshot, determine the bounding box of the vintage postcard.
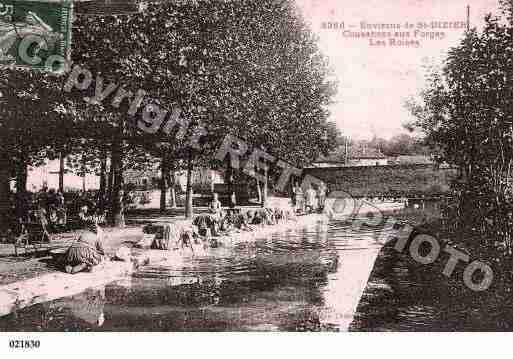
[0,0,72,70]
[0,0,510,357]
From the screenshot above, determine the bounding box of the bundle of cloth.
[282,207,297,221]
[62,220,105,274]
[261,198,297,224]
[253,208,275,225]
[193,214,218,237]
[273,207,286,223]
[141,203,298,253]
[144,221,195,251]
[194,213,228,248]
[227,211,252,231]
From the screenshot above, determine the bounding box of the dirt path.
[0,226,143,286]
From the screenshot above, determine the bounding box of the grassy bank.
[350,237,508,331]
[354,202,513,331]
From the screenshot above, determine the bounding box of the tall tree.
[1,0,338,228]
[0,69,65,199]
[407,13,513,255]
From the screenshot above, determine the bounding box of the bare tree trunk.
[99,148,107,212]
[15,161,27,193]
[58,150,65,193]
[107,150,114,210]
[81,153,87,192]
[263,168,268,205]
[257,180,262,204]
[110,139,125,227]
[185,155,194,219]
[169,170,177,209]
[0,165,11,231]
[226,160,235,207]
[160,156,168,213]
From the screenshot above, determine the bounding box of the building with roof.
[124,167,224,193]
[346,147,388,167]
[308,145,389,168]
[392,155,434,165]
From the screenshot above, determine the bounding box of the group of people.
[11,187,107,274]
[144,193,298,253]
[188,194,296,247]
[13,187,67,238]
[61,195,110,274]
[358,195,408,204]
[292,183,327,214]
[209,193,294,228]
[59,190,310,275]
[38,187,67,228]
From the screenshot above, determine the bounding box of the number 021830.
[9,339,40,349]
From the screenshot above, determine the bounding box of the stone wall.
[303,164,457,198]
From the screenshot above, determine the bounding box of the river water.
[0,218,386,331]
[0,205,509,331]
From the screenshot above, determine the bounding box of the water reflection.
[351,239,513,331]
[0,286,107,331]
[0,220,397,332]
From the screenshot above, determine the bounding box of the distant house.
[305,148,345,168]
[393,155,434,165]
[307,146,389,168]
[345,147,388,167]
[174,169,224,193]
[124,168,224,192]
[307,160,344,168]
[124,169,159,189]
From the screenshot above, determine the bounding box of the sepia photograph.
[0,0,511,356]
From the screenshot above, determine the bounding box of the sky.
[295,0,500,140]
[26,160,100,192]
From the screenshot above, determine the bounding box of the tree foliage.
[0,0,339,225]
[406,12,513,255]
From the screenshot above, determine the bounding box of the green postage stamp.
[0,0,73,71]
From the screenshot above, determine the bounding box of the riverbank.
[349,201,513,331]
[0,212,330,317]
[0,199,409,320]
[0,209,411,331]
[0,226,143,286]
[350,235,507,331]
[0,199,409,287]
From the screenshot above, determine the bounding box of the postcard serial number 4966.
[8,340,40,349]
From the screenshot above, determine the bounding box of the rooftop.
[348,146,386,160]
[395,155,433,164]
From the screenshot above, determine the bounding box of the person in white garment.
[305,184,317,214]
